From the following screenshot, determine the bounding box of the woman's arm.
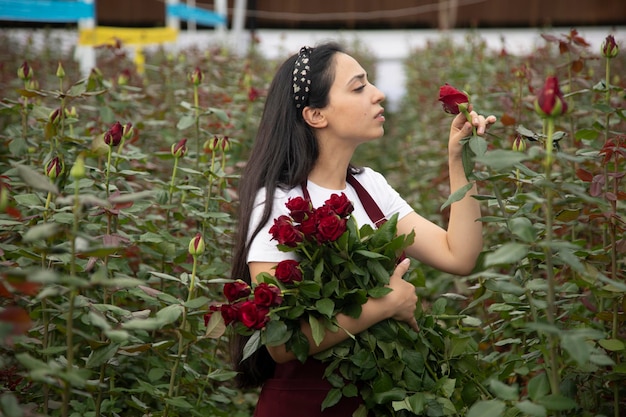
[249,258,418,364]
[398,109,496,276]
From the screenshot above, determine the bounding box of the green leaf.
[598,338,626,352]
[372,388,407,405]
[156,304,183,325]
[207,107,230,122]
[466,399,505,417]
[309,315,325,347]
[23,223,60,242]
[368,287,392,298]
[561,333,591,365]
[574,128,599,140]
[242,331,262,362]
[469,135,488,157]
[440,182,474,211]
[315,298,335,318]
[489,379,518,401]
[177,114,196,130]
[515,401,547,417]
[264,320,289,346]
[13,193,43,208]
[0,392,24,417]
[536,394,577,411]
[16,164,59,194]
[508,217,537,243]
[527,373,550,401]
[85,343,119,368]
[484,242,528,266]
[321,388,342,410]
[476,149,528,171]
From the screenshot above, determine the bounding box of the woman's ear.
[302,106,327,129]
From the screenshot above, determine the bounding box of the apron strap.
[300,173,387,227]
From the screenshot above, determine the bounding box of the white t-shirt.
[247,167,414,263]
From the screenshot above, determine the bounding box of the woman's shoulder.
[253,185,303,209]
[354,166,388,186]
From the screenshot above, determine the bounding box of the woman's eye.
[354,84,366,92]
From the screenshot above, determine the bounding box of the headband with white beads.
[293,46,312,109]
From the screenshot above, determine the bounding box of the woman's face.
[319,53,386,144]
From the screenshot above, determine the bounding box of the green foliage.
[1,28,625,417]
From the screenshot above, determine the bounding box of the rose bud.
[512,135,527,152]
[56,62,65,79]
[438,83,470,115]
[601,35,619,59]
[171,138,188,158]
[70,154,86,179]
[274,260,303,284]
[204,136,220,153]
[189,66,204,86]
[104,122,124,146]
[49,108,62,126]
[65,106,78,119]
[122,122,134,140]
[248,87,260,102]
[45,157,64,180]
[223,280,251,302]
[117,69,131,86]
[253,283,283,307]
[17,61,33,81]
[221,136,231,152]
[188,232,205,256]
[534,76,568,118]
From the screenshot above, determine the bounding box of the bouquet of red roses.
[210,192,479,416]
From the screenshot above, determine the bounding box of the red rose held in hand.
[438,84,470,115]
[238,301,270,330]
[253,283,283,307]
[325,193,354,218]
[274,260,303,284]
[286,196,313,222]
[223,280,251,302]
[220,302,241,325]
[315,206,347,243]
[269,215,303,247]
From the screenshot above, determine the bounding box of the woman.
[230,42,496,416]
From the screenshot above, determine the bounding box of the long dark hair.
[230,42,345,388]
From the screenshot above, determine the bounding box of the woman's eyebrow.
[346,73,366,85]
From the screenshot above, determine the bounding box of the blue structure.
[0,0,94,22]
[0,0,226,27]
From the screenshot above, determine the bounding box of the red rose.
[253,283,283,307]
[220,302,241,325]
[274,260,303,284]
[104,121,124,146]
[286,196,313,222]
[534,76,568,117]
[223,280,251,302]
[238,301,270,330]
[315,206,347,243]
[438,84,469,115]
[325,193,354,218]
[269,215,303,247]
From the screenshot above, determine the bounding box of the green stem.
[105,146,112,198]
[543,117,560,397]
[194,86,200,170]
